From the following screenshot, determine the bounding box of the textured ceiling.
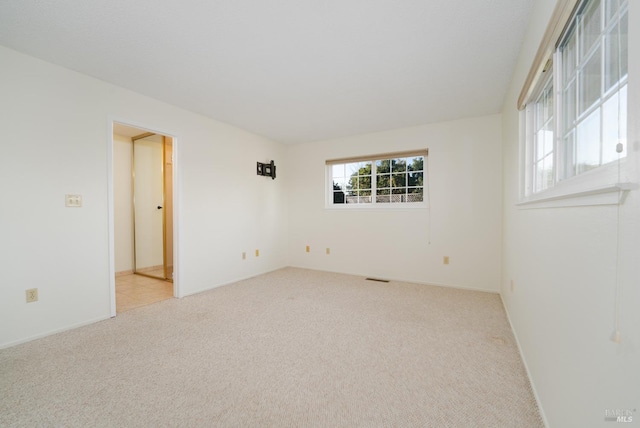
[0,0,533,144]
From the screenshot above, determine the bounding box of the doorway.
[112,123,176,313]
[132,132,173,281]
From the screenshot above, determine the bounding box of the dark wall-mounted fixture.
[257,160,276,180]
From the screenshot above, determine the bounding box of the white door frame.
[107,118,180,317]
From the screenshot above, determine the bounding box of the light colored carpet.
[0,268,543,427]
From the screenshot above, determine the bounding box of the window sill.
[325,203,428,211]
[517,182,636,209]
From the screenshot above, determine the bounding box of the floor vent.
[365,277,390,283]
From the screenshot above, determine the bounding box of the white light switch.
[65,194,82,207]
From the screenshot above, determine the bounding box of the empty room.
[0,0,638,427]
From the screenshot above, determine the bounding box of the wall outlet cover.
[65,194,82,207]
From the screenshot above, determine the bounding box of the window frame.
[556,0,628,180]
[519,0,629,205]
[525,72,556,195]
[325,150,429,210]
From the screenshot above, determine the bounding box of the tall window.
[559,0,628,178]
[327,150,427,207]
[522,0,627,196]
[532,76,555,193]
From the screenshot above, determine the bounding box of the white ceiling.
[0,0,533,144]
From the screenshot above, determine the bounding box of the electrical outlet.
[305,245,310,253]
[65,194,82,207]
[255,249,259,257]
[242,252,246,260]
[443,256,450,265]
[326,248,330,255]
[26,288,38,303]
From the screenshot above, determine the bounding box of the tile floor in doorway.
[115,273,173,313]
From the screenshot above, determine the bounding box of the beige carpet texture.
[0,268,544,427]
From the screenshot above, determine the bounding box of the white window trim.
[518,0,580,111]
[517,0,634,207]
[520,106,633,208]
[523,73,555,196]
[325,150,429,210]
[325,204,429,211]
[517,156,634,208]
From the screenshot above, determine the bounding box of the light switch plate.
[26,288,38,303]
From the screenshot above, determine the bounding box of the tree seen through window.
[332,155,425,205]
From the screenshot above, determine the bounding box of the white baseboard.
[180,266,289,298]
[500,294,550,428]
[287,265,501,294]
[0,315,112,350]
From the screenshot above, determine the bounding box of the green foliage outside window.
[333,156,424,204]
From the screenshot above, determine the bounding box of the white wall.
[0,45,288,348]
[113,133,133,273]
[501,2,640,427]
[287,115,503,292]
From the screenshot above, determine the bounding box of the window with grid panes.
[532,75,555,193]
[559,0,627,179]
[522,0,627,196]
[327,151,427,207]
